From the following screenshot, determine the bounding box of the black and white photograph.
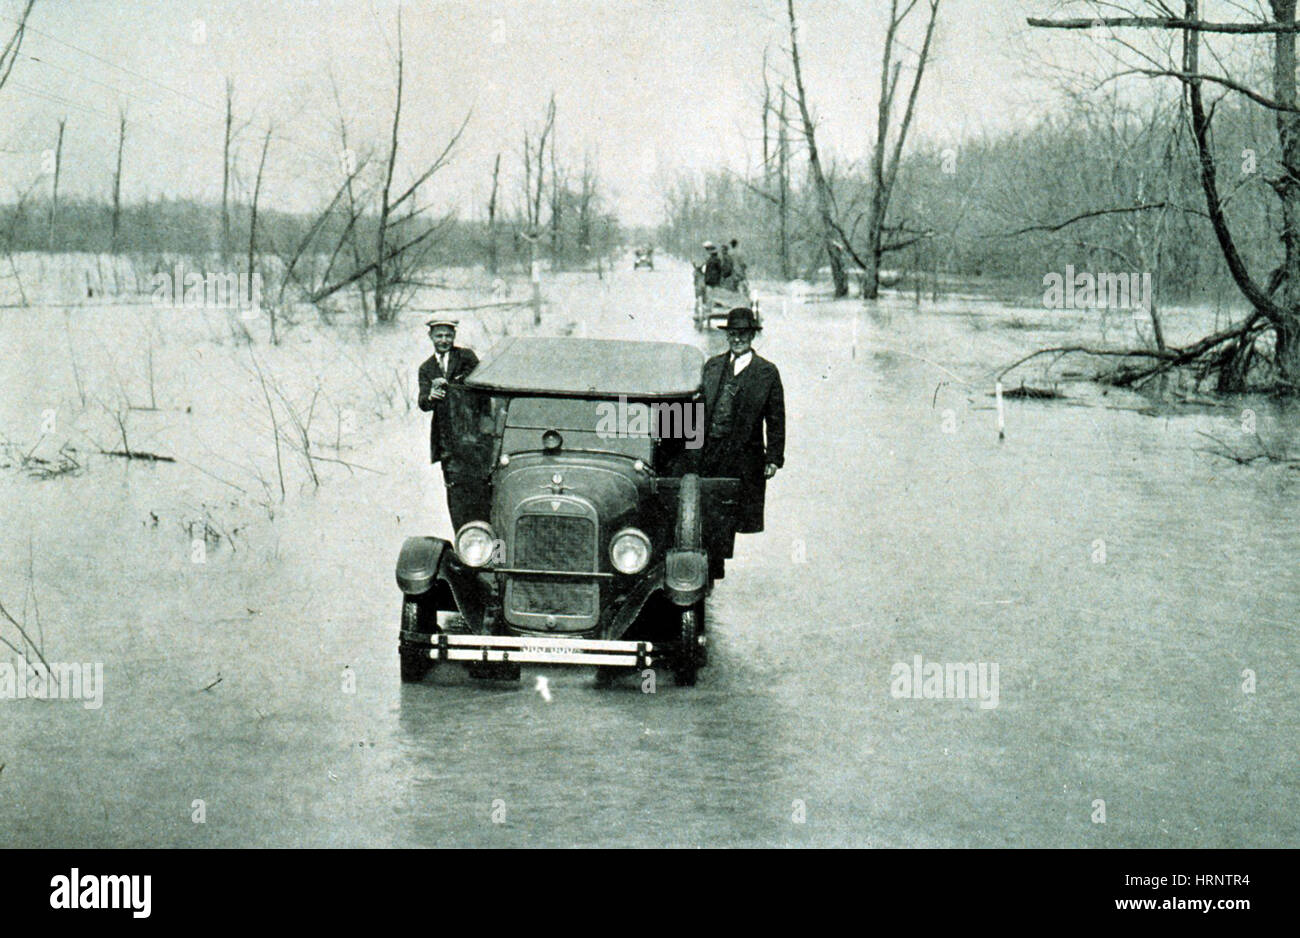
[0,0,1293,891]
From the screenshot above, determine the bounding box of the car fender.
[665,548,707,606]
[396,536,449,595]
[608,561,667,641]
[397,536,487,632]
[665,473,707,605]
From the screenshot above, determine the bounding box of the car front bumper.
[399,630,654,668]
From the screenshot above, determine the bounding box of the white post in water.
[851,314,858,361]
[995,380,1005,441]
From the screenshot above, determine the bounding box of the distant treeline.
[659,93,1275,307]
[0,195,622,274]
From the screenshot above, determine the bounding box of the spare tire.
[675,473,702,549]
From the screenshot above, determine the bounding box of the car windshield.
[446,390,701,471]
[512,395,708,469]
[502,396,653,460]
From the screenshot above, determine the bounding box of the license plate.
[525,642,584,657]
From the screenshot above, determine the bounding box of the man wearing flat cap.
[701,241,723,288]
[700,307,785,537]
[418,317,480,530]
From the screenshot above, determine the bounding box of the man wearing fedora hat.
[699,307,785,538]
[418,317,481,529]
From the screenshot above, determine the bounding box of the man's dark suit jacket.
[699,351,785,533]
[418,346,479,464]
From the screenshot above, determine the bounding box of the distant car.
[633,246,654,270]
[395,337,738,687]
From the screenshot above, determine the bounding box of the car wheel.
[674,604,702,686]
[399,595,436,683]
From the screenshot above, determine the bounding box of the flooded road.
[2,257,1297,847]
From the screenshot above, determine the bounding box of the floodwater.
[1,257,1297,847]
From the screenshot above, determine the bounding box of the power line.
[0,11,224,117]
[4,17,350,168]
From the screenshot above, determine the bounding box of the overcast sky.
[0,0,1135,226]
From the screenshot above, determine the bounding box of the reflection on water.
[1,263,1297,847]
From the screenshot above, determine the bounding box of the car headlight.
[610,528,651,574]
[455,522,497,568]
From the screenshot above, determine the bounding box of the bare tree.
[777,82,792,280]
[549,126,564,264]
[110,108,126,252]
[1,0,37,293]
[308,12,470,325]
[486,152,501,275]
[47,117,63,251]
[520,94,556,321]
[757,51,792,280]
[1029,0,1300,388]
[0,0,35,93]
[987,90,1186,350]
[861,0,942,299]
[372,11,406,326]
[328,71,371,326]
[220,79,249,261]
[248,124,272,340]
[222,80,233,260]
[522,94,557,236]
[786,0,847,296]
[576,152,598,262]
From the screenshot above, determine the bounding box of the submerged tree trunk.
[1029,0,1300,389]
[778,86,791,281]
[487,152,501,276]
[111,110,126,253]
[863,0,941,300]
[1270,0,1300,380]
[787,0,847,297]
[221,79,234,262]
[374,29,403,325]
[249,126,272,342]
[47,118,64,252]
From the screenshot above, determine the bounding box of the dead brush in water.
[997,315,1046,331]
[0,541,61,695]
[0,436,85,479]
[1195,431,1300,468]
[999,382,1064,400]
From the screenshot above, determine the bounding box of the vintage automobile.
[395,337,738,687]
[633,245,655,270]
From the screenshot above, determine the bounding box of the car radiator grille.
[514,515,594,571]
[510,515,597,618]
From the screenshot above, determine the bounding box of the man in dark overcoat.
[418,317,481,530]
[699,307,785,534]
